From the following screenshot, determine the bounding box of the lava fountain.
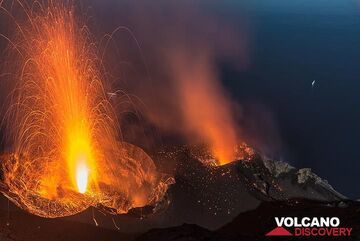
[76,161,89,194]
[0,0,171,218]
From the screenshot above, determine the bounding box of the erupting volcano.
[0,1,357,241]
[0,0,171,218]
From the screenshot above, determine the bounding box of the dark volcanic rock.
[135,224,218,241]
[218,199,360,241]
[0,145,350,237]
[136,199,360,241]
[0,176,355,241]
[0,205,134,241]
[143,146,347,231]
[87,145,348,233]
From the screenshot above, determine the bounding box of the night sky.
[1,0,359,199]
[87,0,360,198]
[223,0,360,198]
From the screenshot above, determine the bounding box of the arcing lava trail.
[0,0,171,218]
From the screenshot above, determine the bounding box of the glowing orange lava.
[0,0,171,218]
[76,160,89,194]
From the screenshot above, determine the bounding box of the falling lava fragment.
[0,0,172,218]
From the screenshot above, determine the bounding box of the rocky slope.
[136,199,360,241]
[135,145,347,231]
[0,144,351,238]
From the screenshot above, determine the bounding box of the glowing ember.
[0,0,172,218]
[189,143,255,167]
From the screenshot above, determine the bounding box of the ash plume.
[92,0,252,165]
[165,48,239,164]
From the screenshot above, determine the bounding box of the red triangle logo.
[266,226,293,236]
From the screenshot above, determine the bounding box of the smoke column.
[87,0,251,165]
[167,48,239,165]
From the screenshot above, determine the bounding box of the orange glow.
[168,51,238,165]
[76,160,89,194]
[0,1,171,218]
[12,4,101,194]
[67,127,94,193]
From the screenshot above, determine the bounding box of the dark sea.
[221,0,360,198]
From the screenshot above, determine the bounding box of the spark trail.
[0,0,171,218]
